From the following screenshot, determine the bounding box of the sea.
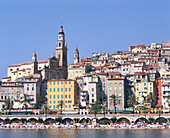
[0,129,169,138]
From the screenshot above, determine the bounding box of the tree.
[57,100,64,114]
[110,94,117,114]
[37,95,47,107]
[42,105,50,118]
[78,103,82,114]
[21,118,27,124]
[140,106,150,119]
[21,94,32,111]
[90,102,101,118]
[5,98,13,109]
[147,92,157,111]
[127,94,137,113]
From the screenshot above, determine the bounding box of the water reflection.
[0,129,169,138]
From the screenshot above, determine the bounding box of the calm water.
[0,129,169,138]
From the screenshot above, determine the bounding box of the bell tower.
[74,47,79,64]
[32,52,38,74]
[56,25,68,79]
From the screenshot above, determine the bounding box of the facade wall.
[47,79,77,110]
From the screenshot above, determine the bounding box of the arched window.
[58,54,60,60]
[59,42,61,47]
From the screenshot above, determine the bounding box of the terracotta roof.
[48,79,75,82]
[108,72,120,75]
[107,77,124,80]
[137,44,145,47]
[97,72,107,75]
[96,66,104,70]
[2,76,11,79]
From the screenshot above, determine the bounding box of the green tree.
[147,92,157,111]
[90,102,101,118]
[78,103,82,114]
[21,94,32,111]
[110,94,117,114]
[42,105,50,118]
[5,98,13,109]
[37,95,47,107]
[140,106,150,119]
[57,100,64,114]
[21,118,27,124]
[127,94,137,113]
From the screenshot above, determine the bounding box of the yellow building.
[135,81,154,104]
[47,79,77,111]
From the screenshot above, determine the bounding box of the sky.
[0,0,170,79]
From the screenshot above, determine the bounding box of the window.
[69,105,71,108]
[50,105,51,108]
[59,42,61,47]
[53,105,55,109]
[119,80,121,84]
[144,83,146,86]
[57,81,59,84]
[123,69,125,71]
[53,88,55,92]
[54,82,55,85]
[61,81,63,84]
[115,80,117,84]
[27,87,29,91]
[50,82,52,85]
[61,88,63,92]
[50,95,52,99]
[119,87,121,90]
[68,100,72,103]
[115,87,117,90]
[92,94,94,97]
[61,95,63,99]
[53,95,55,99]
[69,88,71,91]
[65,101,67,103]
[65,81,67,84]
[110,87,112,90]
[69,81,71,84]
[54,101,55,104]
[57,95,59,98]
[110,81,112,84]
[50,88,52,92]
[65,95,67,98]
[150,87,152,91]
[32,87,34,91]
[50,101,52,104]
[57,88,59,92]
[69,95,71,98]
[137,87,138,90]
[70,74,72,77]
[65,88,67,92]
[92,88,94,91]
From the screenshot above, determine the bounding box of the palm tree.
[78,103,82,114]
[5,98,13,109]
[21,94,32,112]
[147,92,157,111]
[140,106,150,119]
[90,102,101,119]
[57,100,64,114]
[37,95,47,107]
[42,105,50,118]
[127,94,137,113]
[110,94,117,114]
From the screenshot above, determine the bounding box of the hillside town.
[0,25,170,116]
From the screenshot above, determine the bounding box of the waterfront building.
[107,77,127,111]
[47,79,77,111]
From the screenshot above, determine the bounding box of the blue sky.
[0,0,170,79]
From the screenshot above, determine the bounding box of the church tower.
[74,47,79,64]
[32,52,38,74]
[56,25,68,79]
